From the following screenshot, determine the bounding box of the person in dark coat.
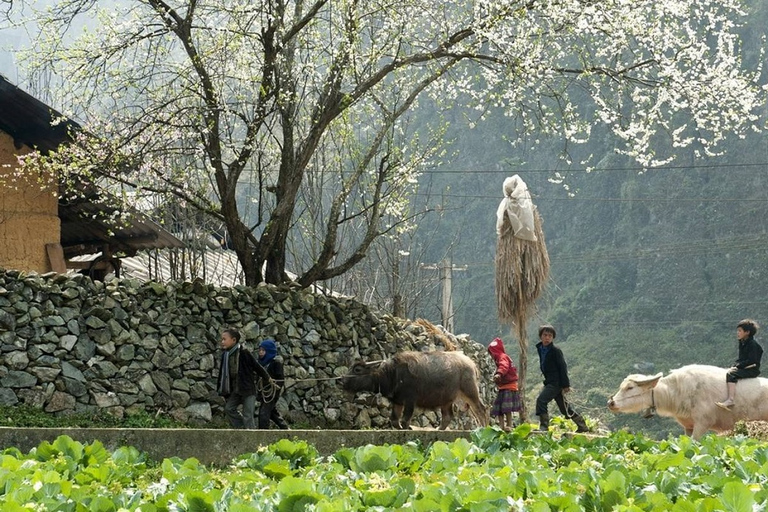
[217,328,269,429]
[256,339,289,430]
[534,324,589,433]
[716,318,763,410]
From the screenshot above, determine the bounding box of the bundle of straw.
[495,180,550,420]
[495,208,550,330]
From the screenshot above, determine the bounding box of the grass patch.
[0,405,221,429]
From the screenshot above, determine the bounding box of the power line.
[460,243,768,266]
[570,320,732,326]
[425,161,768,174]
[459,299,768,309]
[412,192,768,203]
[450,234,768,267]
[553,241,768,263]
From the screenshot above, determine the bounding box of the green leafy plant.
[2,431,768,510]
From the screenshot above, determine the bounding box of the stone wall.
[0,268,495,429]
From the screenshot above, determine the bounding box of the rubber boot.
[537,413,549,432]
[572,413,589,433]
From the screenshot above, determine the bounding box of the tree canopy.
[12,0,764,286]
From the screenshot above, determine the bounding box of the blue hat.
[258,339,277,365]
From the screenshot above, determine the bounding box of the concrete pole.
[441,258,454,332]
[422,259,467,333]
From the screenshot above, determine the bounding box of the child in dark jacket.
[716,318,763,410]
[217,328,269,429]
[535,324,589,433]
[256,339,289,430]
[488,337,521,431]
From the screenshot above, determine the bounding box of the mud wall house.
[0,76,183,276]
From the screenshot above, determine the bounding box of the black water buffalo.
[342,350,488,430]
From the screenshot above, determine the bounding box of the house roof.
[0,75,80,153]
[0,75,184,257]
[58,195,185,258]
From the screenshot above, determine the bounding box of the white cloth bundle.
[495,175,537,241]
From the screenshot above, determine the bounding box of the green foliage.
[3,431,768,510]
[0,405,198,429]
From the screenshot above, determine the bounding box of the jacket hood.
[488,337,507,361]
[258,339,278,365]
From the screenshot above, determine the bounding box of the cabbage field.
[1,425,766,511]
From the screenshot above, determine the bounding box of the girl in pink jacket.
[488,337,521,431]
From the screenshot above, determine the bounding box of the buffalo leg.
[402,402,415,430]
[690,424,708,440]
[459,386,489,428]
[390,403,404,429]
[439,403,454,430]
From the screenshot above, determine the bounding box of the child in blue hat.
[257,339,290,429]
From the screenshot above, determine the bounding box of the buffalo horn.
[634,372,663,385]
[364,359,384,366]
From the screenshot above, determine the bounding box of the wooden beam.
[45,243,67,274]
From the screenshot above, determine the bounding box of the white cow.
[607,364,768,439]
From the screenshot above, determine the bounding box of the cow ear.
[635,372,663,387]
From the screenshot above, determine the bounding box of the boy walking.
[716,319,763,410]
[534,324,589,433]
[217,328,269,429]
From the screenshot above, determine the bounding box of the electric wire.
[411,192,768,202]
[424,161,768,174]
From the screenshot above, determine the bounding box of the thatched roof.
[0,75,183,258]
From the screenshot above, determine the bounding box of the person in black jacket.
[217,328,269,429]
[716,319,763,410]
[534,324,588,433]
[256,339,289,430]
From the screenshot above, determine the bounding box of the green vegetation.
[2,429,767,510]
[0,405,220,430]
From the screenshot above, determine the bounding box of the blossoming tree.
[12,0,763,287]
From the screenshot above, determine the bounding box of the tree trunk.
[517,344,528,423]
[515,325,529,423]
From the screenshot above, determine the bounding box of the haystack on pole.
[494,175,550,422]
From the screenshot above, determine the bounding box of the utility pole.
[421,258,467,333]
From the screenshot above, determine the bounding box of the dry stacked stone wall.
[0,268,495,429]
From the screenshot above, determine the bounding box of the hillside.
[410,63,768,439]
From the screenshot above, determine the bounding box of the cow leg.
[438,403,454,430]
[390,403,404,429]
